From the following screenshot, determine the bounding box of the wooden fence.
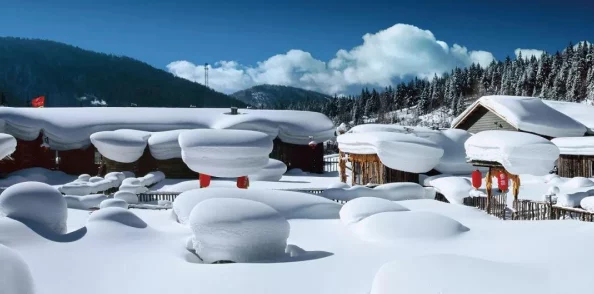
[512,200,594,222]
[462,193,509,219]
[323,155,339,173]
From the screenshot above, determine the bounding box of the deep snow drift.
[179,129,273,177]
[0,244,35,294]
[188,198,290,263]
[248,159,287,181]
[465,130,559,175]
[339,197,409,226]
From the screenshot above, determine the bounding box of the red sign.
[31,96,45,108]
[498,172,509,191]
[199,174,211,188]
[471,170,482,189]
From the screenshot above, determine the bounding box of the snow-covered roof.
[337,132,444,173]
[551,137,594,156]
[465,130,559,176]
[0,107,335,150]
[452,96,587,138]
[542,100,594,134]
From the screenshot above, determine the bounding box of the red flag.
[31,96,45,108]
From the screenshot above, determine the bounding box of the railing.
[462,193,508,219]
[323,155,339,172]
[137,192,180,203]
[512,199,594,222]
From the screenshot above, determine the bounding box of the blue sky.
[0,0,592,94]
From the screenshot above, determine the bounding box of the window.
[94,151,102,165]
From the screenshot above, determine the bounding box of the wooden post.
[338,151,347,183]
[485,167,492,214]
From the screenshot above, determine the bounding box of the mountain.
[0,37,245,107]
[231,84,332,109]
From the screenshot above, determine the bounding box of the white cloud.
[514,48,545,60]
[167,24,496,95]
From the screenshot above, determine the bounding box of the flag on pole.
[31,96,45,108]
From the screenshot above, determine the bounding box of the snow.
[543,99,594,134]
[90,129,151,163]
[147,129,188,160]
[137,171,165,186]
[179,129,273,177]
[556,190,594,208]
[339,197,409,226]
[349,211,470,242]
[0,167,76,188]
[370,254,548,294]
[114,191,139,204]
[248,159,287,181]
[337,132,444,173]
[465,130,559,175]
[188,198,290,263]
[322,182,429,202]
[0,107,335,150]
[580,196,594,212]
[172,188,341,225]
[562,177,594,189]
[452,95,587,138]
[64,194,108,209]
[425,175,473,204]
[0,133,16,159]
[58,175,120,196]
[551,137,594,155]
[87,207,147,229]
[0,244,35,294]
[99,198,129,209]
[119,178,149,194]
[0,182,67,234]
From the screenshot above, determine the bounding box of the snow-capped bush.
[188,198,290,263]
[114,191,139,204]
[118,178,149,194]
[248,159,287,182]
[64,194,109,210]
[173,188,340,225]
[339,197,409,226]
[0,182,68,234]
[137,171,165,187]
[0,244,35,294]
[99,199,129,209]
[87,207,146,228]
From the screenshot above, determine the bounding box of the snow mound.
[104,172,125,186]
[64,194,108,209]
[114,191,139,204]
[0,167,76,187]
[248,159,287,181]
[90,129,151,163]
[59,176,120,196]
[339,197,409,226]
[425,176,473,204]
[562,177,594,189]
[179,129,273,177]
[370,254,548,294]
[556,190,594,208]
[173,188,340,225]
[580,196,594,212]
[137,171,165,187]
[188,198,290,263]
[465,130,559,176]
[350,211,469,242]
[552,137,594,155]
[327,182,350,189]
[77,174,91,182]
[338,132,444,173]
[87,207,147,228]
[322,182,428,202]
[99,199,129,209]
[0,182,67,234]
[453,95,587,138]
[119,178,149,194]
[0,244,35,294]
[0,133,17,159]
[148,129,188,160]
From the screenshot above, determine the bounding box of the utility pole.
[204,63,209,88]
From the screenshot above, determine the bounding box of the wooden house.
[551,137,594,178]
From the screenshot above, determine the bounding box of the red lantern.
[308,136,317,150]
[199,174,211,188]
[471,170,482,189]
[237,176,249,189]
[498,172,509,192]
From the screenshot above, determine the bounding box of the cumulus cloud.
[167,24,496,95]
[514,48,545,60]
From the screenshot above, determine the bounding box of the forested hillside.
[231,84,331,109]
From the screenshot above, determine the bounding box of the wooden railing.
[512,200,594,222]
[462,193,508,219]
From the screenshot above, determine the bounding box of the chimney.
[230,107,238,115]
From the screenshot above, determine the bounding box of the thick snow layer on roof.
[248,159,287,181]
[543,100,594,133]
[147,130,188,160]
[370,254,548,294]
[551,137,594,155]
[0,244,35,294]
[339,197,409,226]
[338,132,444,173]
[0,182,67,234]
[179,129,273,177]
[452,96,587,137]
[465,130,559,175]
[173,188,340,225]
[0,133,16,159]
[0,107,334,150]
[90,129,151,163]
[189,198,290,263]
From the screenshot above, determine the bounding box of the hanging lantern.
[308,136,317,150]
[471,170,482,189]
[199,174,211,188]
[237,176,249,189]
[40,136,50,151]
[498,172,509,192]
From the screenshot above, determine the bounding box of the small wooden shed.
[551,137,594,178]
[339,152,423,186]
